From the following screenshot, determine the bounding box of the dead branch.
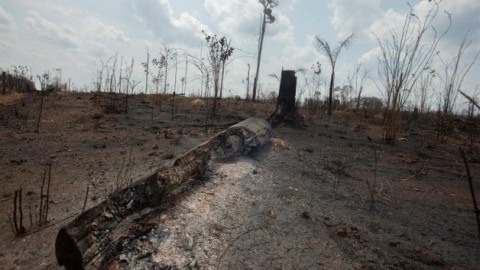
[459,148,480,238]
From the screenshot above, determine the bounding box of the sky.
[0,0,479,106]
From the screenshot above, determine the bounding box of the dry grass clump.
[271,138,287,148]
[0,92,26,105]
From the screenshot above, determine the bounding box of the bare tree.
[414,67,436,114]
[348,62,369,110]
[123,58,135,113]
[186,52,211,98]
[109,52,118,93]
[152,55,165,94]
[438,31,479,115]
[252,0,278,102]
[375,1,450,144]
[245,63,251,100]
[142,49,150,94]
[314,34,355,115]
[161,45,173,94]
[202,31,234,120]
[436,31,479,138]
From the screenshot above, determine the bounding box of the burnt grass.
[0,92,479,270]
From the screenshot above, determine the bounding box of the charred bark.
[55,118,271,270]
[269,70,305,129]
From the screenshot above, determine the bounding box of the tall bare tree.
[347,62,369,110]
[437,31,479,116]
[414,67,436,114]
[252,0,278,102]
[314,34,355,115]
[142,49,149,94]
[436,31,479,138]
[375,1,450,144]
[161,45,173,94]
[202,31,234,120]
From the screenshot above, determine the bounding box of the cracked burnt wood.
[269,70,305,129]
[55,117,271,270]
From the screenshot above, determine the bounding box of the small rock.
[303,148,314,153]
[162,153,174,160]
[152,144,159,150]
[301,211,311,219]
[182,234,194,250]
[164,131,175,139]
[266,210,276,219]
[323,217,334,227]
[147,151,158,157]
[178,128,189,135]
[91,113,103,120]
[353,263,363,270]
[119,254,127,261]
[389,240,401,247]
[188,259,198,268]
[337,227,348,237]
[126,200,133,209]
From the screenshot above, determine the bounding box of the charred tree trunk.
[55,118,271,270]
[269,70,304,129]
[2,71,6,95]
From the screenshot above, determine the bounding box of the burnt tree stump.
[55,118,271,270]
[2,71,6,95]
[269,70,304,129]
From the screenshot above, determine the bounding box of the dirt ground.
[0,92,479,270]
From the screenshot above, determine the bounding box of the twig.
[39,168,46,225]
[35,88,44,133]
[459,148,480,238]
[459,90,480,111]
[13,190,19,233]
[81,185,90,214]
[23,213,78,237]
[367,150,378,211]
[45,162,52,224]
[19,188,23,233]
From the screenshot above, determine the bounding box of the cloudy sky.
[0,0,479,104]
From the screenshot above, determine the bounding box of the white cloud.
[134,0,209,46]
[83,17,130,43]
[204,0,261,37]
[415,0,480,55]
[330,0,382,39]
[0,40,12,50]
[203,0,295,54]
[0,6,15,31]
[24,10,79,49]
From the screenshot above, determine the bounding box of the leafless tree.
[123,58,135,113]
[437,31,479,116]
[161,45,173,94]
[187,53,210,98]
[348,62,369,110]
[202,31,234,120]
[375,1,450,144]
[314,34,355,115]
[142,49,150,94]
[152,55,165,95]
[252,0,278,102]
[414,67,436,114]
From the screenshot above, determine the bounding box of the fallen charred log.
[55,117,271,270]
